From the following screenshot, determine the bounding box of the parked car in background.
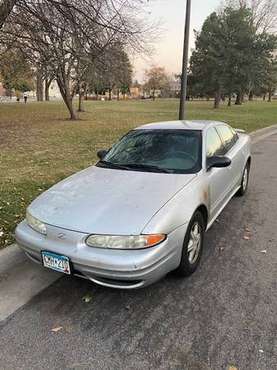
[16,120,251,289]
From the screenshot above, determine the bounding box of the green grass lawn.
[0,98,276,248]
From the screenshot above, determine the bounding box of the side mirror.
[97,149,108,160]
[207,156,231,171]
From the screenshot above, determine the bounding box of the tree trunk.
[36,70,44,101]
[45,84,49,101]
[117,89,120,101]
[263,94,266,101]
[44,79,51,101]
[78,92,84,112]
[67,99,77,120]
[109,88,112,101]
[248,91,254,101]
[228,94,232,107]
[57,78,77,120]
[268,90,272,102]
[214,91,221,109]
[152,89,156,101]
[235,93,242,105]
[0,0,17,28]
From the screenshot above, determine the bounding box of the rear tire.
[237,162,250,196]
[175,211,205,277]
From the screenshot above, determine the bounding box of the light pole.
[179,0,192,120]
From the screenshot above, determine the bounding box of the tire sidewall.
[238,162,250,196]
[177,211,205,276]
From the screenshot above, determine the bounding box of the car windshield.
[97,129,202,174]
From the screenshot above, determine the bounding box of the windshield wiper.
[97,160,130,170]
[97,160,171,173]
[117,163,171,173]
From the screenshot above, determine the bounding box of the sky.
[133,0,222,81]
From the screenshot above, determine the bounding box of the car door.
[205,127,232,221]
[216,124,244,192]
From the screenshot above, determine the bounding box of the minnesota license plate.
[41,251,71,275]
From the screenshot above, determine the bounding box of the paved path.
[0,245,58,321]
[0,129,277,369]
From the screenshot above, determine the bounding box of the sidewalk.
[0,244,58,321]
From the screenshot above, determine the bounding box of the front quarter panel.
[142,172,209,235]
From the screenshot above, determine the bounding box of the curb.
[0,244,59,322]
[250,124,277,144]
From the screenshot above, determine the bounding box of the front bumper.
[15,220,187,289]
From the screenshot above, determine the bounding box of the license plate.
[41,251,71,275]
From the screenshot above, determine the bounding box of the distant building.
[130,87,142,99]
[48,80,62,99]
[169,77,181,96]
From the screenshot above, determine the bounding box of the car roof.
[135,120,226,131]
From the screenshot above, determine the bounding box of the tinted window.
[206,128,225,157]
[216,125,238,152]
[99,129,202,174]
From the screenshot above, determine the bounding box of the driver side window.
[206,128,225,158]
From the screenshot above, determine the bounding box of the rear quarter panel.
[239,133,251,162]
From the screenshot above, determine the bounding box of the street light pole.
[179,0,192,120]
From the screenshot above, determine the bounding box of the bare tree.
[1,0,154,119]
[144,66,170,100]
[222,0,277,32]
[0,0,16,28]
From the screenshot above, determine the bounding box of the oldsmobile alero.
[15,120,251,289]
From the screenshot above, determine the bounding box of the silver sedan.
[16,120,251,289]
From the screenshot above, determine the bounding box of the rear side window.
[206,128,225,157]
[216,125,238,153]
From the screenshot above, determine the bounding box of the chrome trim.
[25,251,42,265]
[87,276,144,289]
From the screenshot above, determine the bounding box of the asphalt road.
[0,134,276,370]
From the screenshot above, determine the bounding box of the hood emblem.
[58,233,66,240]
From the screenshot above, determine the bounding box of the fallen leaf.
[244,227,250,232]
[260,250,267,254]
[82,293,92,303]
[243,235,250,240]
[228,366,238,370]
[259,349,264,353]
[51,326,63,333]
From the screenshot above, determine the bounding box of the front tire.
[237,162,250,196]
[175,211,205,277]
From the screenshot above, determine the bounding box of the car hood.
[29,166,196,235]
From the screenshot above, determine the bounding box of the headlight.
[86,234,166,250]
[26,210,47,235]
